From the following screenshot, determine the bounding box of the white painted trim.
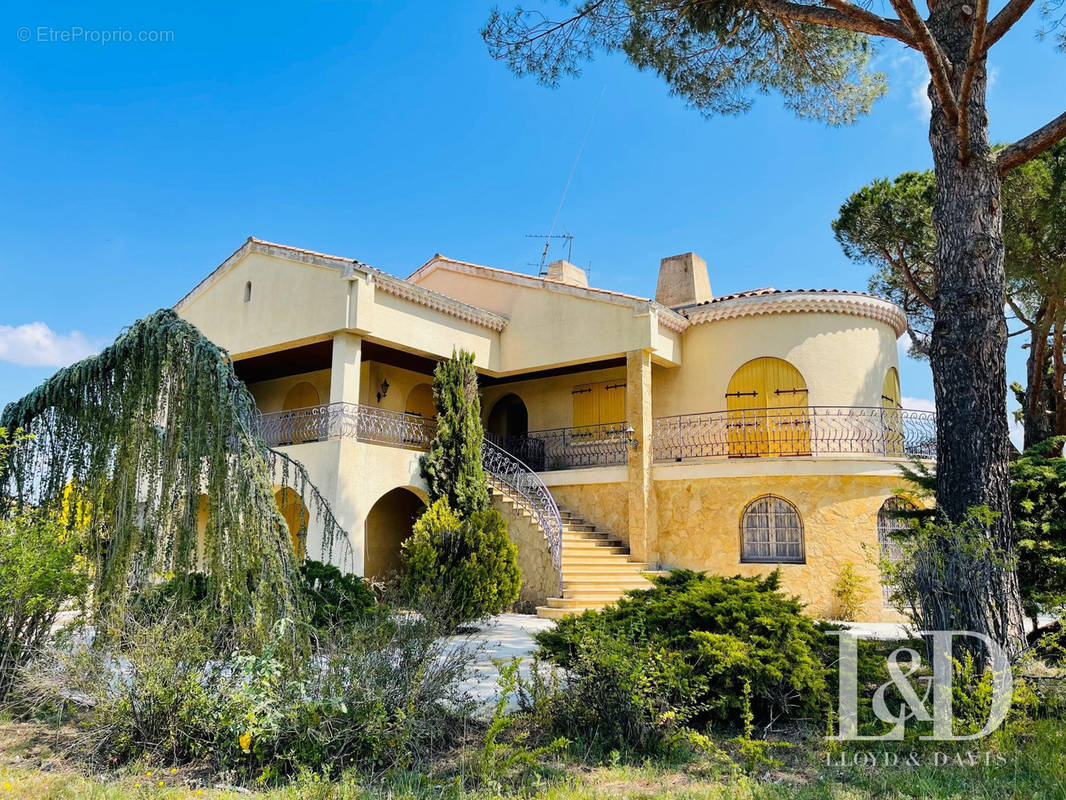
[538,466,628,486]
[651,457,911,480]
[681,291,907,336]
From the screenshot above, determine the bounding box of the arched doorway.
[486,393,529,441]
[726,357,810,457]
[282,381,321,444]
[283,381,320,411]
[274,487,309,558]
[404,383,436,419]
[364,488,425,580]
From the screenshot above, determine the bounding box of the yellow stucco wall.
[248,369,332,414]
[179,252,349,357]
[481,365,627,433]
[412,267,678,372]
[655,471,909,621]
[653,313,901,418]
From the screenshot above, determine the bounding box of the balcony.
[258,402,435,449]
[258,403,936,468]
[652,406,936,462]
[488,422,632,471]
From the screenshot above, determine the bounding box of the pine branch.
[757,0,914,43]
[998,111,1066,174]
[984,0,1038,48]
[887,0,960,123]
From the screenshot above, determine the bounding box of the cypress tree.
[419,349,489,516]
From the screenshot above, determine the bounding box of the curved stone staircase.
[482,439,654,621]
[537,504,653,619]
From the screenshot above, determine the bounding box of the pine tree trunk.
[1024,318,1057,449]
[926,1,1027,660]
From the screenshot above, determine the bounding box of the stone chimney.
[655,252,712,308]
[544,259,588,288]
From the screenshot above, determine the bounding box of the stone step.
[561,554,633,567]
[536,605,582,620]
[558,539,622,550]
[557,587,638,600]
[562,523,597,532]
[547,596,622,610]
[560,531,614,542]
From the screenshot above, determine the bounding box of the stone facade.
[491,494,557,609]
[548,483,630,545]
[655,473,910,621]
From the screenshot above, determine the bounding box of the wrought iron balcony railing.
[488,422,632,471]
[258,402,435,450]
[651,406,936,462]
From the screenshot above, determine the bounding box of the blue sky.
[1,1,1062,440]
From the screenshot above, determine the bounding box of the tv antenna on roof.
[525,232,575,274]
[528,84,606,275]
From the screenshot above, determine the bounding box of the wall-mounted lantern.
[626,425,639,450]
[377,378,390,403]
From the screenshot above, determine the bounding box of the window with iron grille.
[740,495,804,563]
[877,497,915,605]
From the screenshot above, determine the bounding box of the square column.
[330,332,362,404]
[626,348,658,566]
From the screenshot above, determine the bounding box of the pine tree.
[420,349,490,516]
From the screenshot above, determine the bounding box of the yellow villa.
[176,237,934,621]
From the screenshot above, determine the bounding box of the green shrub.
[24,604,475,779]
[298,559,375,630]
[403,499,521,630]
[831,562,871,621]
[0,511,87,701]
[535,570,829,747]
[1011,436,1066,626]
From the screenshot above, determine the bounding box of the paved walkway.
[449,613,554,713]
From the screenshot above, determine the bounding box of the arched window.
[740,495,804,563]
[877,497,915,604]
[244,281,252,302]
[726,357,810,457]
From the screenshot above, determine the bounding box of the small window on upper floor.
[244,281,252,302]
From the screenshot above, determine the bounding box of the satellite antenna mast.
[529,84,606,275]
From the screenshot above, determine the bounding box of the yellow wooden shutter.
[572,383,596,429]
[726,359,768,457]
[763,358,809,456]
[881,368,901,408]
[726,358,809,457]
[600,380,626,428]
[881,368,903,455]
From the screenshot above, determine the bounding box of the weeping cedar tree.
[420,349,490,516]
[484,0,1066,661]
[0,309,352,648]
[833,142,1066,449]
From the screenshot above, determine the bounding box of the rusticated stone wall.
[655,474,911,622]
[548,483,630,545]
[491,494,557,609]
